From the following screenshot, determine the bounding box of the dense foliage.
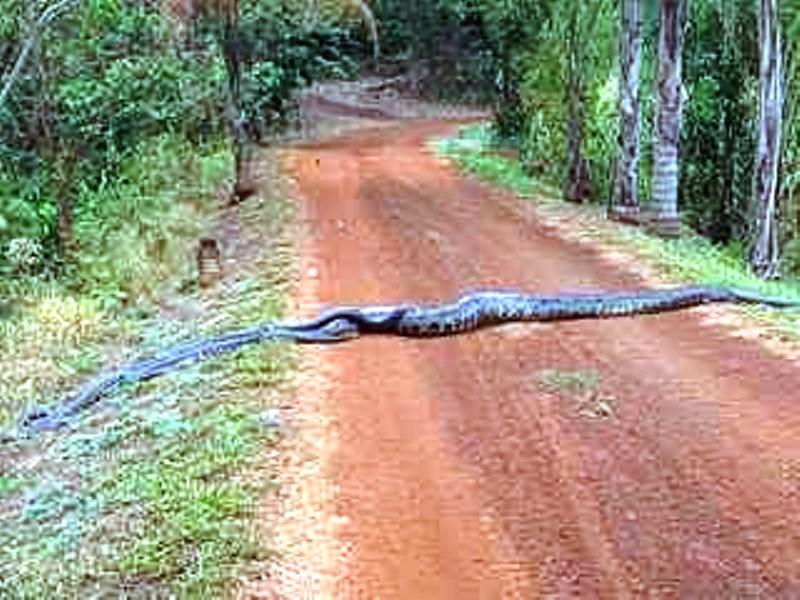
[369,0,495,102]
[0,0,368,281]
[495,0,800,273]
[4,0,800,278]
[374,0,800,275]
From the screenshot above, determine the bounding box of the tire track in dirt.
[285,120,800,598]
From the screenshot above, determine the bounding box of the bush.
[6,237,43,275]
[71,135,228,307]
[0,0,368,275]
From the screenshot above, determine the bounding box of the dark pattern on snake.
[18,285,799,433]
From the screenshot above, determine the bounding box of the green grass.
[433,123,559,199]
[0,136,230,426]
[107,402,273,595]
[0,476,24,499]
[435,123,800,339]
[535,368,616,418]
[72,134,230,307]
[0,144,295,597]
[536,369,600,395]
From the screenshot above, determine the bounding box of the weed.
[72,135,229,307]
[536,369,600,394]
[0,145,294,597]
[0,475,23,498]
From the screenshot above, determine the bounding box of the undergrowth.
[434,123,559,199]
[0,141,295,597]
[536,369,600,395]
[0,136,229,426]
[435,123,800,339]
[72,134,231,306]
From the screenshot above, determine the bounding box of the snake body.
[18,285,800,433]
[284,285,798,337]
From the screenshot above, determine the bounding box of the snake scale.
[18,285,800,433]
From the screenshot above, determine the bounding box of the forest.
[372,0,800,277]
[1,0,800,288]
[4,0,800,597]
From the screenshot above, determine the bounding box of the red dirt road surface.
[286,120,800,598]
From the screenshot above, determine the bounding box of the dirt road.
[285,120,800,598]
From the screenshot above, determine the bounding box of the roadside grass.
[72,134,232,306]
[434,123,559,200]
[536,369,600,395]
[535,367,615,419]
[0,141,295,597]
[0,135,230,427]
[434,123,800,341]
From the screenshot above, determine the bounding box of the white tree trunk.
[750,0,784,278]
[610,0,642,221]
[651,0,688,237]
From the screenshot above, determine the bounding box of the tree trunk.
[218,0,255,204]
[55,155,77,261]
[563,9,592,204]
[31,3,76,263]
[609,0,642,222]
[0,0,79,108]
[494,55,521,138]
[564,82,591,203]
[650,0,688,237]
[750,0,784,278]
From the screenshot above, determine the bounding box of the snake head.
[286,318,360,343]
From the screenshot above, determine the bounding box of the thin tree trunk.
[750,0,783,278]
[564,79,590,203]
[609,0,642,222]
[650,0,688,237]
[219,0,255,203]
[563,8,592,203]
[55,155,77,261]
[29,2,76,263]
[495,54,520,138]
[0,0,79,108]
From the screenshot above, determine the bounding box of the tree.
[219,0,253,203]
[0,0,372,272]
[650,0,688,237]
[184,0,254,203]
[563,4,587,202]
[200,0,379,204]
[609,0,642,221]
[562,1,606,203]
[679,0,757,243]
[478,0,549,137]
[750,0,785,277]
[0,0,79,107]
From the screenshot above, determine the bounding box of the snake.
[17,285,800,433]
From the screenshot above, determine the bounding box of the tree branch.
[350,0,380,62]
[0,0,80,108]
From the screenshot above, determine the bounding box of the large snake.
[18,285,800,433]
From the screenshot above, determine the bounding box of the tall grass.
[73,135,229,306]
[0,143,294,598]
[0,135,230,424]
